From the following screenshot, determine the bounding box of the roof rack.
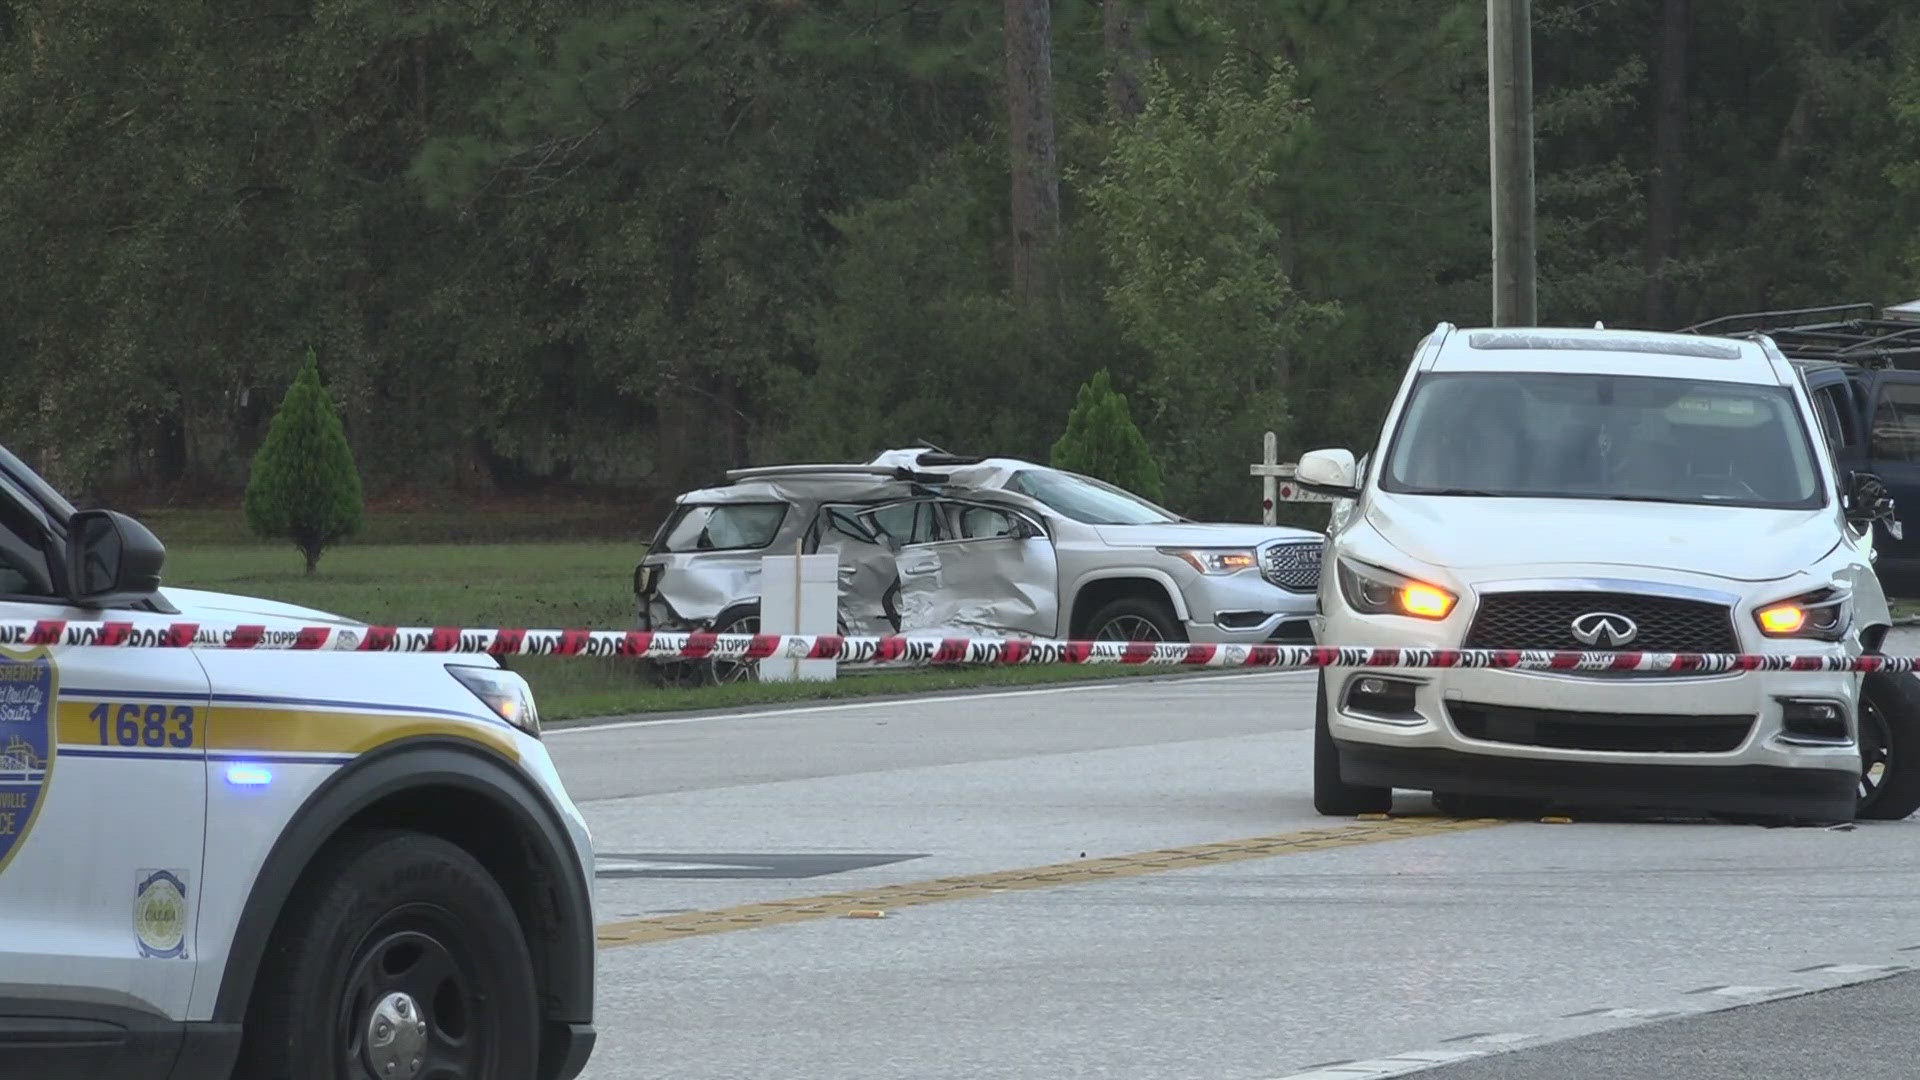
[722,464,954,485]
[1679,301,1920,369]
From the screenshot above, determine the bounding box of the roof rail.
[1679,301,1920,369]
[722,464,953,484]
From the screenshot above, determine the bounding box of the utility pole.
[1487,0,1537,326]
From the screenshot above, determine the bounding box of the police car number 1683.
[0,443,597,1080]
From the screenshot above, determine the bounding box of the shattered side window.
[867,501,943,545]
[657,503,789,552]
[822,507,882,545]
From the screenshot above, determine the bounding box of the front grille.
[1262,541,1324,592]
[1464,591,1737,653]
[1449,702,1754,753]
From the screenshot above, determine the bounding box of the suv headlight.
[1161,547,1258,575]
[1753,588,1851,642]
[448,665,542,737]
[1337,559,1457,619]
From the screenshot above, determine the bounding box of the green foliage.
[1082,49,1330,514]
[1050,370,1163,502]
[244,351,365,572]
[3,0,1916,521]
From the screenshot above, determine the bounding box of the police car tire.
[1313,673,1392,816]
[236,829,540,1080]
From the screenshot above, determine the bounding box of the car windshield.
[1381,371,1824,509]
[657,503,788,552]
[1007,469,1177,525]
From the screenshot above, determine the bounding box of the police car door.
[0,474,209,1035]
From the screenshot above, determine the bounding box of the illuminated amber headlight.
[1337,559,1457,620]
[1753,589,1850,642]
[1161,548,1259,575]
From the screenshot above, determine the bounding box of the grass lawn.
[156,515,1178,720]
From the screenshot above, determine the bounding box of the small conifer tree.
[1049,369,1164,503]
[244,348,364,573]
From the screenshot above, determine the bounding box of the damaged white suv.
[634,449,1327,679]
[1302,323,1920,823]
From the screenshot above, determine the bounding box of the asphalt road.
[545,665,1920,1080]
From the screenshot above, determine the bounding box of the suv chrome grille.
[1262,541,1324,592]
[1464,591,1738,653]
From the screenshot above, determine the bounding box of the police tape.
[0,619,1915,672]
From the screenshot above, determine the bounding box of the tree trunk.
[1004,0,1060,314]
[301,539,321,574]
[1103,0,1149,119]
[1642,0,1688,328]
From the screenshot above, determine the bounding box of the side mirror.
[65,509,166,606]
[1296,448,1361,499]
[1846,472,1904,541]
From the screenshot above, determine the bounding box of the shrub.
[1050,369,1163,502]
[244,349,364,572]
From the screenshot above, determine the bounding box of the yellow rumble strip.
[596,815,1506,950]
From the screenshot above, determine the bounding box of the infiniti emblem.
[1570,611,1639,647]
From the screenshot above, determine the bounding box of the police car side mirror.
[65,509,166,606]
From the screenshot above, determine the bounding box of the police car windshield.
[1007,470,1176,525]
[1381,372,1824,509]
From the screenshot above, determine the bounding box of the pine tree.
[1050,369,1164,502]
[244,349,364,573]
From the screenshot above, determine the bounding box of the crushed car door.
[871,500,1059,637]
[807,504,901,635]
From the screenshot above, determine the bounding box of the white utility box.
[758,552,839,682]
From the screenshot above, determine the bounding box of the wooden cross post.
[1250,431,1334,521]
[1249,431,1283,526]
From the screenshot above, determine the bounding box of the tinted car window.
[1872,381,1920,463]
[0,480,53,597]
[867,502,943,545]
[1811,386,1846,456]
[657,504,787,552]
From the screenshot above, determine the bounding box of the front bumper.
[1181,572,1319,643]
[1312,607,1866,817]
[1336,740,1857,819]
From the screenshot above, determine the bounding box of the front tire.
[236,830,541,1080]
[1857,671,1920,821]
[1086,597,1186,643]
[1314,673,1392,815]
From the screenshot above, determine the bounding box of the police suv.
[1302,323,1920,823]
[0,446,596,1079]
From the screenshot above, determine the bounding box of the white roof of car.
[1428,325,1785,385]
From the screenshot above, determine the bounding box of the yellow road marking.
[595,815,1505,950]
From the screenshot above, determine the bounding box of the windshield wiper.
[1416,487,1507,497]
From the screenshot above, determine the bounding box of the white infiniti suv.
[1300,323,1920,823]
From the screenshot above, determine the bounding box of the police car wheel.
[237,830,540,1080]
